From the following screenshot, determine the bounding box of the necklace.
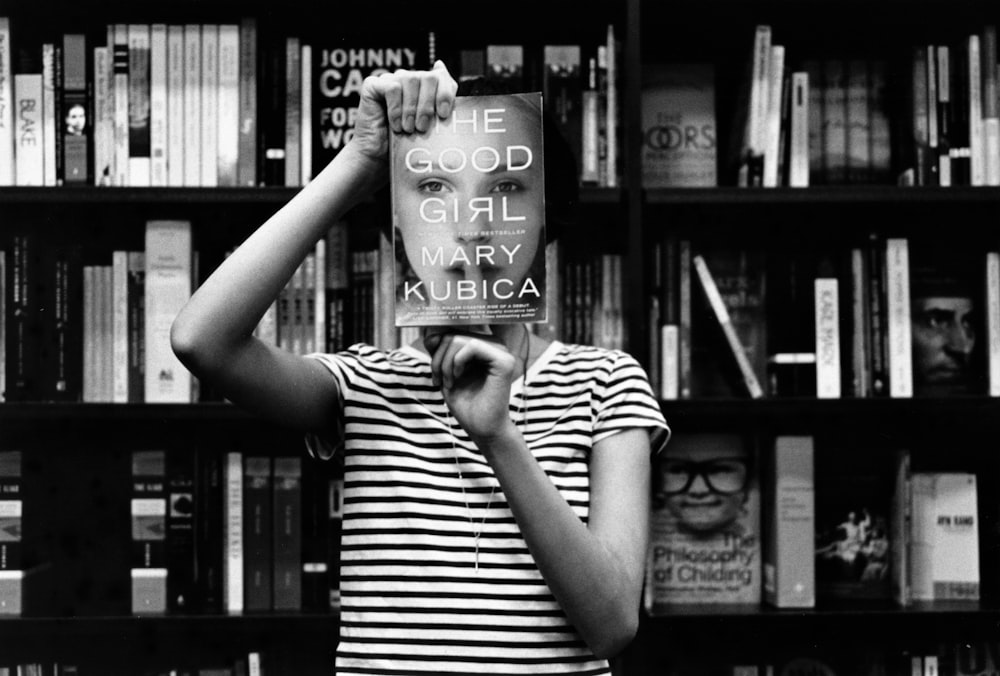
[446,325,532,571]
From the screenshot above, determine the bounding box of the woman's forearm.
[171,146,385,362]
[478,426,646,660]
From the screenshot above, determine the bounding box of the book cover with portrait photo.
[388,92,547,327]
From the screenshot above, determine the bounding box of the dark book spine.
[867,232,888,397]
[131,449,167,614]
[6,234,39,401]
[50,244,83,401]
[300,458,331,613]
[166,449,196,613]
[328,476,344,611]
[127,252,144,403]
[196,447,223,614]
[243,455,272,612]
[272,456,302,611]
[262,39,286,186]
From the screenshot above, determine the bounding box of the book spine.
[143,220,192,403]
[14,73,44,186]
[982,26,1000,185]
[217,24,240,187]
[112,24,130,187]
[182,24,201,187]
[131,450,168,614]
[845,59,871,183]
[284,37,301,188]
[678,239,692,399]
[789,71,810,187]
[166,450,196,612]
[0,18,13,185]
[814,277,841,398]
[196,448,223,614]
[200,24,219,188]
[763,436,815,608]
[604,24,618,187]
[6,234,38,401]
[885,238,913,398]
[41,43,56,186]
[763,45,784,187]
[224,451,244,614]
[300,459,331,613]
[693,254,765,398]
[272,456,302,611]
[581,56,599,185]
[0,451,23,573]
[242,455,272,612]
[111,250,129,404]
[967,35,985,186]
[237,18,258,187]
[301,42,313,184]
[92,45,113,186]
[987,251,1000,397]
[0,250,5,400]
[149,24,168,187]
[127,251,145,403]
[891,449,912,607]
[127,24,151,187]
[60,33,88,185]
[165,25,185,187]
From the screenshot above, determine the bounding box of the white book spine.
[886,238,913,397]
[127,24,151,187]
[0,18,13,185]
[216,24,240,187]
[314,238,327,354]
[659,324,679,400]
[301,43,312,184]
[968,35,985,186]
[200,24,219,188]
[112,24,130,187]
[987,251,1000,396]
[789,71,809,187]
[749,24,773,160]
[814,277,841,398]
[982,26,1000,185]
[224,451,244,615]
[605,23,617,187]
[82,266,96,401]
[41,43,56,186]
[112,251,129,403]
[99,265,114,402]
[763,44,784,188]
[13,74,43,186]
[166,25,185,187]
[144,220,193,403]
[183,24,201,187]
[149,24,168,187]
[93,46,113,186]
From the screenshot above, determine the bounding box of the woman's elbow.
[170,312,210,372]
[586,604,639,661]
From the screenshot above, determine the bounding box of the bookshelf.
[2,0,1000,672]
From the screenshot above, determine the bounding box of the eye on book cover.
[389,92,547,327]
[644,433,761,609]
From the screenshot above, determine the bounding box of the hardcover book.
[645,433,761,609]
[762,435,815,608]
[130,449,168,615]
[641,63,717,188]
[389,92,546,327]
[311,41,423,178]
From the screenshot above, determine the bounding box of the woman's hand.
[425,332,519,448]
[349,59,458,165]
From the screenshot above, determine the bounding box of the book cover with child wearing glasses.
[645,433,761,609]
[389,92,547,327]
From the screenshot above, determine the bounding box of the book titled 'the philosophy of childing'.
[389,92,547,327]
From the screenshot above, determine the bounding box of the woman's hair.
[369,73,580,243]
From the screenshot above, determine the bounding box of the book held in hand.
[389,92,546,327]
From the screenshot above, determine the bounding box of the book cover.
[641,63,716,188]
[311,41,422,178]
[645,433,761,609]
[130,449,168,615]
[61,33,88,184]
[815,449,893,602]
[143,219,192,403]
[909,245,983,396]
[910,472,980,602]
[691,249,766,398]
[762,435,815,608]
[389,92,546,327]
[242,455,272,612]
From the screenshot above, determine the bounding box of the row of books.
[0,447,343,617]
[650,233,1000,401]
[130,449,343,616]
[0,18,622,190]
[643,433,981,612]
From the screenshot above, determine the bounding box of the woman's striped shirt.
[306,340,669,676]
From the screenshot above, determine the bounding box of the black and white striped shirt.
[307,340,668,676]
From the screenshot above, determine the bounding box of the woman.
[171,60,668,675]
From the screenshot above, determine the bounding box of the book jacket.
[645,433,761,608]
[389,92,547,327]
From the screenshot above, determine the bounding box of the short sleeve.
[593,350,671,454]
[301,349,355,461]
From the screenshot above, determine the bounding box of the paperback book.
[389,92,547,327]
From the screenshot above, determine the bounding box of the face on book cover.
[911,294,976,393]
[392,95,544,308]
[658,436,750,535]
